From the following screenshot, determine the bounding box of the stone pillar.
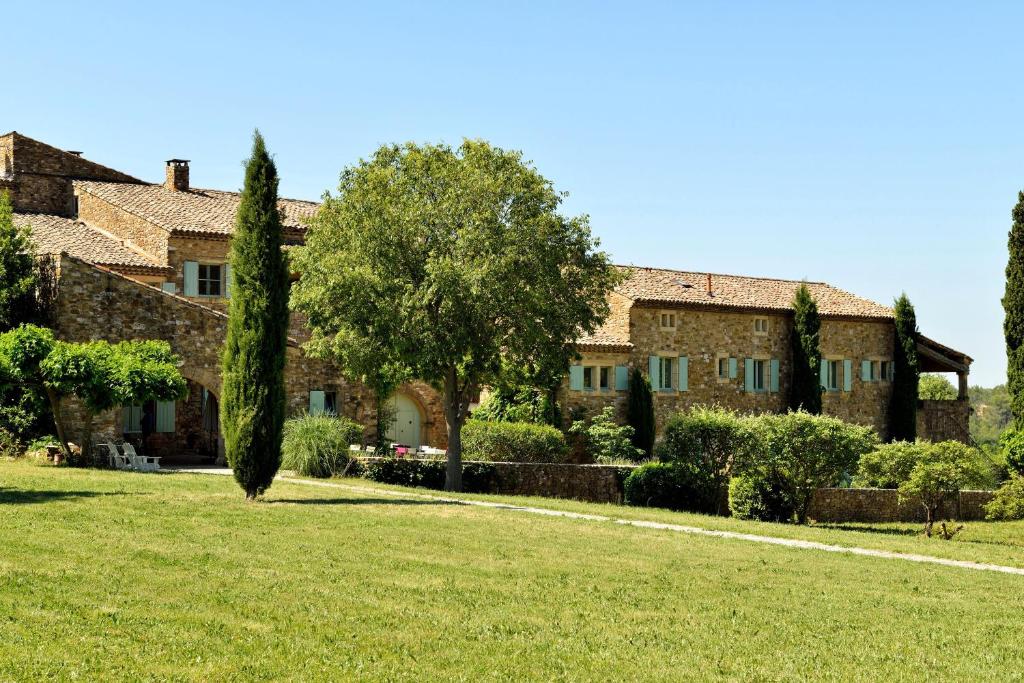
[958,370,968,400]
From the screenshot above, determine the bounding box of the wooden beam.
[916,342,969,374]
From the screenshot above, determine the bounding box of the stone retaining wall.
[808,488,994,523]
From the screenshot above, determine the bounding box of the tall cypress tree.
[789,283,822,414]
[1004,191,1024,425]
[889,293,920,442]
[221,132,290,500]
[627,367,655,457]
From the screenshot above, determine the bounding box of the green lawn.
[1,462,1022,681]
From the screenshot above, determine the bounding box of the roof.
[577,292,633,351]
[615,266,894,319]
[13,212,168,274]
[74,180,319,238]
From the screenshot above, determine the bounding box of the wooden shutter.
[744,358,755,392]
[156,401,175,433]
[843,359,853,392]
[770,359,780,393]
[569,365,584,391]
[728,357,738,379]
[224,263,231,299]
[862,360,871,382]
[649,356,660,390]
[678,356,688,392]
[309,390,326,415]
[161,282,176,294]
[183,261,199,296]
[820,361,828,389]
[614,365,629,391]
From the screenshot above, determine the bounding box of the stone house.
[561,268,972,442]
[4,131,446,459]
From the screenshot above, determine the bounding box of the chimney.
[165,159,190,192]
[66,150,82,157]
[706,273,713,296]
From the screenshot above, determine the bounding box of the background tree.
[896,441,988,537]
[291,140,620,491]
[0,192,36,332]
[889,293,920,441]
[1004,191,1024,425]
[789,283,822,413]
[918,374,957,400]
[221,132,290,500]
[627,368,656,458]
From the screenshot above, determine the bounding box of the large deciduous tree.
[789,283,822,414]
[1004,191,1024,425]
[291,140,619,491]
[889,293,920,441]
[221,132,290,500]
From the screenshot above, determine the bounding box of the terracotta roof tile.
[14,213,166,273]
[74,181,318,238]
[615,266,893,319]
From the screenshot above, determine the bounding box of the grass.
[0,461,1022,681]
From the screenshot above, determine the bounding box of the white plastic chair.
[103,443,131,470]
[121,443,160,472]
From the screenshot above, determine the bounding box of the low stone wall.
[808,488,994,523]
[917,399,971,444]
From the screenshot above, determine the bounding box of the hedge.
[461,419,568,463]
[365,458,496,493]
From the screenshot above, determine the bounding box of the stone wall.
[808,488,994,523]
[562,303,896,439]
[76,189,169,265]
[917,399,971,444]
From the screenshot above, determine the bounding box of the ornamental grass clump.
[281,414,362,478]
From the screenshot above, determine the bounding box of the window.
[660,311,676,330]
[880,360,893,381]
[325,391,338,415]
[754,317,769,334]
[583,366,595,390]
[752,359,766,392]
[867,361,879,381]
[826,360,840,391]
[123,405,143,434]
[198,264,223,297]
[658,357,674,390]
[718,357,729,380]
[599,367,610,391]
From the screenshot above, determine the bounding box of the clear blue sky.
[8,2,1019,386]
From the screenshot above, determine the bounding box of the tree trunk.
[82,412,95,466]
[44,386,71,457]
[443,367,467,492]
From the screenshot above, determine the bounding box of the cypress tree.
[889,293,920,441]
[221,132,290,500]
[627,367,655,457]
[1004,191,1024,425]
[789,283,822,414]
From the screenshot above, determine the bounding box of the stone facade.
[562,303,898,439]
[75,190,170,266]
[917,399,971,443]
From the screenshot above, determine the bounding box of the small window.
[198,264,223,297]
[325,391,338,415]
[583,366,595,390]
[826,360,840,391]
[718,357,730,380]
[599,367,610,391]
[879,360,893,382]
[754,318,769,334]
[660,312,677,330]
[753,359,766,392]
[658,357,674,390]
[867,361,879,382]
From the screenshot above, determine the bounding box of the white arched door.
[386,394,422,448]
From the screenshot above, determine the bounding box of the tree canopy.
[1004,191,1024,425]
[918,374,957,401]
[291,140,620,490]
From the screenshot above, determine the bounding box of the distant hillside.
[969,384,1011,451]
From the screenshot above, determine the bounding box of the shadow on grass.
[816,523,920,537]
[0,489,122,505]
[269,497,458,507]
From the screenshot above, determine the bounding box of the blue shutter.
[649,356,660,390]
[309,390,326,415]
[183,261,199,296]
[224,263,231,299]
[820,361,828,389]
[770,359,780,393]
[569,365,584,391]
[678,357,688,392]
[862,360,871,382]
[843,359,853,392]
[161,282,176,294]
[156,400,175,433]
[728,357,738,379]
[614,365,629,391]
[744,358,754,392]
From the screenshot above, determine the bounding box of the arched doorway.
[386,393,423,448]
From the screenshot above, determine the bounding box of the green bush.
[462,419,568,463]
[658,407,748,512]
[985,475,1024,521]
[735,411,878,524]
[568,407,643,464]
[1000,428,1024,476]
[897,441,991,535]
[623,462,719,513]
[281,414,363,478]
[728,473,796,523]
[365,458,495,493]
[854,441,928,489]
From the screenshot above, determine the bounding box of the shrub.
[919,374,958,400]
[658,407,748,513]
[627,368,655,457]
[281,414,363,478]
[1000,428,1024,476]
[985,475,1024,521]
[728,473,796,523]
[365,458,495,493]
[735,411,878,524]
[854,440,928,489]
[897,441,990,536]
[623,462,719,514]
[461,419,568,463]
[473,387,561,427]
[568,407,643,464]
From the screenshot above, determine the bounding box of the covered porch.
[916,335,973,444]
